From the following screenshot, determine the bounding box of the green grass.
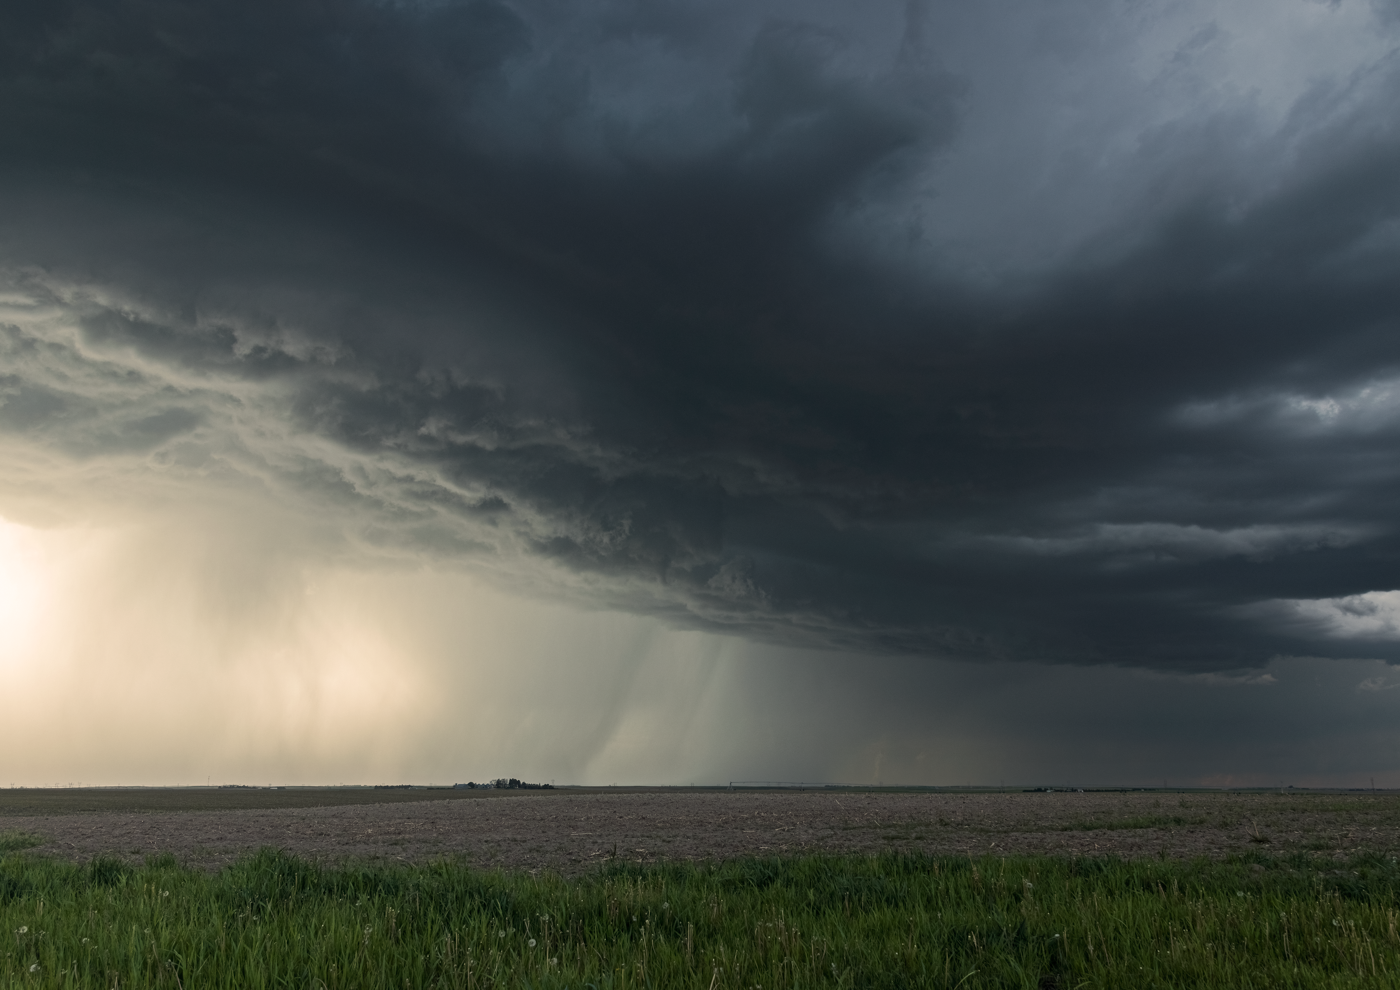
[0,835,39,855]
[3,849,1400,988]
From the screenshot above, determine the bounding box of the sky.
[4,0,1400,787]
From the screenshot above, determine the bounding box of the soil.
[5,789,1399,874]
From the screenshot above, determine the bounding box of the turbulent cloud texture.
[5,0,1400,686]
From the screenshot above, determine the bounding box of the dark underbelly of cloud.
[3,0,1400,671]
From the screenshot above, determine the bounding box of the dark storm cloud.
[4,0,1400,670]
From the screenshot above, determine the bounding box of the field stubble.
[2,789,1397,871]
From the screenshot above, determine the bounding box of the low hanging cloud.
[1254,591,1400,645]
[4,0,1400,674]
[983,523,1373,567]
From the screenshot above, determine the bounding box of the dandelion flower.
[29,964,39,973]
[498,930,506,938]
[18,926,27,934]
[528,938,537,948]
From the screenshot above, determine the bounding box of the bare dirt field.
[4,788,1399,873]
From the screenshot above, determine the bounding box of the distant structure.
[453,778,554,790]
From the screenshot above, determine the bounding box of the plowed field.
[5,788,1398,872]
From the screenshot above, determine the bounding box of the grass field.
[4,846,1400,988]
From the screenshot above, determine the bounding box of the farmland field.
[5,789,1400,987]
[1,787,1397,871]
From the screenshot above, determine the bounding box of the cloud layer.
[4,0,1400,683]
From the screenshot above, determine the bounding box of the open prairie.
[3,788,1398,872]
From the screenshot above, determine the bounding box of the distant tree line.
[454,778,554,790]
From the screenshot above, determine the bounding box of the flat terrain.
[4,788,1399,872]
[0,786,496,816]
